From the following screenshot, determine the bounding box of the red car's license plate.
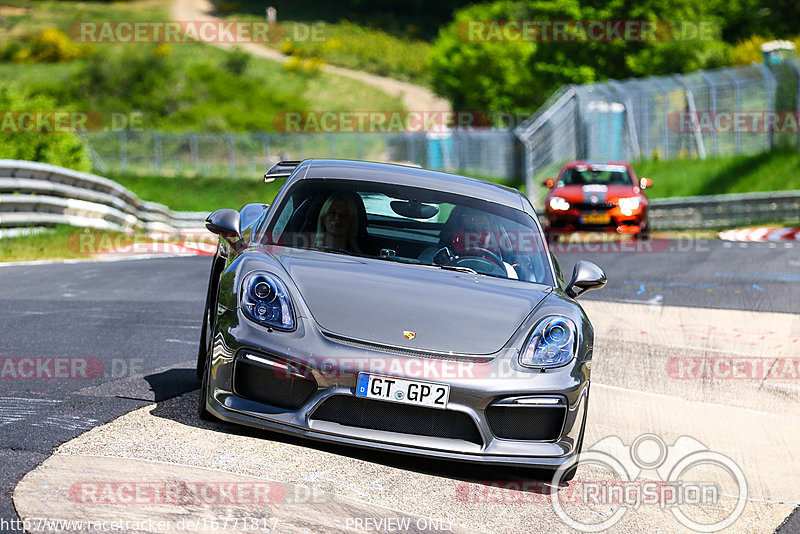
[581,213,611,224]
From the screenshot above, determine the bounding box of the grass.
[0,226,116,262]
[0,0,404,135]
[213,6,432,86]
[633,148,800,199]
[108,173,285,212]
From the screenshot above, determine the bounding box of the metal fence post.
[119,131,128,173]
[673,74,707,159]
[754,63,776,151]
[723,68,743,153]
[189,133,200,175]
[225,134,236,178]
[782,59,800,148]
[698,70,719,155]
[154,133,162,174]
[261,132,271,167]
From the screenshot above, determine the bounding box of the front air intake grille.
[311,395,483,445]
[233,356,317,410]
[573,202,615,211]
[486,405,565,441]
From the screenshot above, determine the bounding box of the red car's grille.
[572,202,615,211]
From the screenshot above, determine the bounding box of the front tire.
[197,349,216,422]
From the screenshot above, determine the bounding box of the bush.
[1,28,88,64]
[430,1,733,117]
[224,46,251,75]
[30,28,82,62]
[0,87,91,171]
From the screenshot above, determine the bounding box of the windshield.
[264,179,554,286]
[558,164,632,186]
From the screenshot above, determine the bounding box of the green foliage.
[0,87,91,171]
[706,0,800,42]
[220,0,475,39]
[430,0,732,116]
[223,47,251,75]
[279,21,431,84]
[107,173,285,212]
[1,28,91,64]
[634,148,800,198]
[42,45,308,131]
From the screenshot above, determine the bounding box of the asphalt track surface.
[1,239,798,533]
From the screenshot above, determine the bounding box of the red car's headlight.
[549,197,570,211]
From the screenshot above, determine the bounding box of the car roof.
[560,160,633,170]
[288,159,525,210]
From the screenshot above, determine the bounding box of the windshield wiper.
[436,264,478,274]
[373,256,478,274]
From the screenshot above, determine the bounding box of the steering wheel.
[446,246,507,277]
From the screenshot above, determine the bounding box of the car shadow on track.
[143,368,200,402]
[148,385,559,497]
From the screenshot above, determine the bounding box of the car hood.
[551,184,638,203]
[276,250,550,355]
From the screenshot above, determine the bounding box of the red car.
[543,161,652,240]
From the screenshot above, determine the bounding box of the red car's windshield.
[559,165,633,187]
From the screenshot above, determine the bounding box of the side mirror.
[640,177,652,189]
[542,178,555,188]
[565,260,607,298]
[206,209,241,240]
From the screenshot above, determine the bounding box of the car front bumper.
[545,207,647,235]
[203,308,591,470]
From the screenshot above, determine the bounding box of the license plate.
[355,373,450,409]
[581,213,611,224]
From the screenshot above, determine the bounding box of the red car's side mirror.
[640,177,652,189]
[542,178,555,188]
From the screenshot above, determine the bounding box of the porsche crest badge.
[403,331,416,340]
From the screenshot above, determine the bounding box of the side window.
[272,196,294,237]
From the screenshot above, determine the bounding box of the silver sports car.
[198,159,606,479]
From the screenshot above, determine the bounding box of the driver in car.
[315,193,362,253]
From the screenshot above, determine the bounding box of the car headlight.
[617,196,641,215]
[549,197,570,211]
[241,272,295,330]
[519,316,577,368]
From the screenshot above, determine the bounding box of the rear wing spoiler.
[264,160,301,182]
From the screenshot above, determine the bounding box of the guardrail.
[1,159,797,234]
[649,190,800,230]
[0,160,208,233]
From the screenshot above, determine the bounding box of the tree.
[430,0,729,117]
